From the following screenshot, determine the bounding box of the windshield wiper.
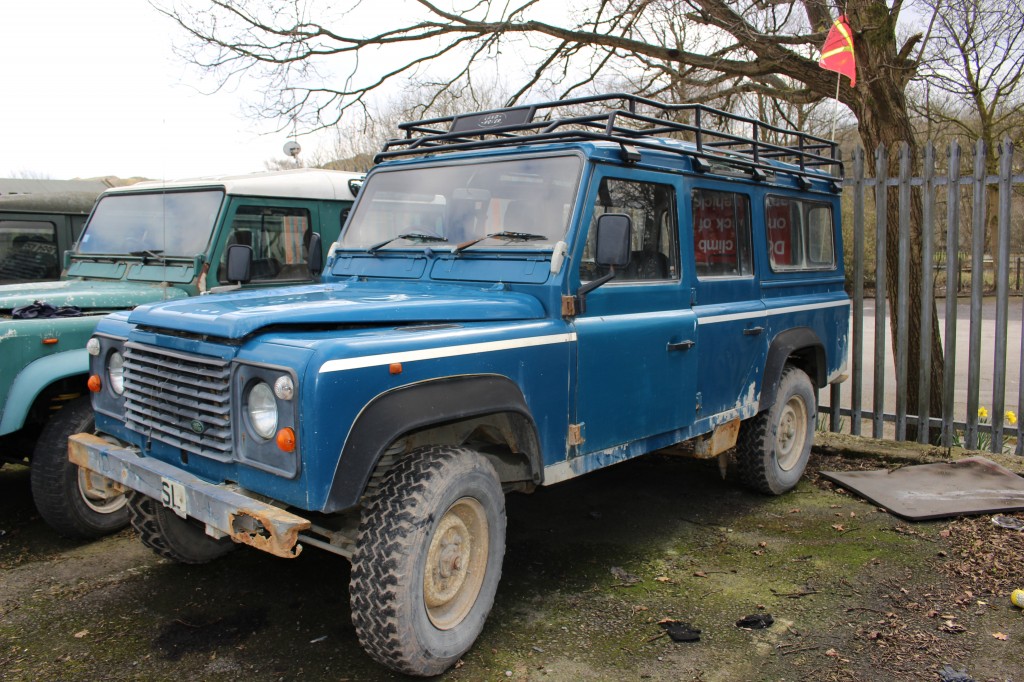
[366,233,449,254]
[452,231,547,255]
[129,249,166,264]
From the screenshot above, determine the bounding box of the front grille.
[122,342,233,461]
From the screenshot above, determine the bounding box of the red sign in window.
[693,192,742,267]
[766,198,794,266]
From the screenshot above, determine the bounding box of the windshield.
[77,190,224,256]
[341,156,582,251]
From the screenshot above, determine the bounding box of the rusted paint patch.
[693,418,741,458]
[229,508,310,559]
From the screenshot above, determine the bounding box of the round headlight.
[108,351,125,395]
[86,337,101,356]
[247,381,278,439]
[273,375,294,401]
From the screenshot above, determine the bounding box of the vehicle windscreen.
[340,156,582,251]
[77,190,224,256]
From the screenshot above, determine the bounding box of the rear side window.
[765,196,836,271]
[0,220,59,282]
[692,189,753,278]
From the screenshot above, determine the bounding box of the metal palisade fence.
[825,138,1024,454]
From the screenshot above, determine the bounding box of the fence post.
[942,141,962,447]
[895,143,911,440]
[965,139,987,449]
[873,145,889,439]
[851,148,865,436]
[917,142,936,443]
[993,139,1013,452]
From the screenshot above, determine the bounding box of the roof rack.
[376,93,843,180]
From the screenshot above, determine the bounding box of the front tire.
[127,493,235,564]
[31,396,129,538]
[735,366,816,495]
[350,445,506,677]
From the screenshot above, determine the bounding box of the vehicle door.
[689,184,767,422]
[210,198,325,287]
[572,170,697,456]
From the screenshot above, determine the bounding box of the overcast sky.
[0,1,304,181]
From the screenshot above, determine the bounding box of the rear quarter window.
[0,219,59,282]
[765,196,835,271]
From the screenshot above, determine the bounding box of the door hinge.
[561,295,578,318]
[568,423,585,446]
[695,392,702,413]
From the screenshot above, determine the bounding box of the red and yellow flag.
[819,15,856,86]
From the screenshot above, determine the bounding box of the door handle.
[667,340,695,351]
[743,326,764,336]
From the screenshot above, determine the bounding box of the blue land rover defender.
[71,95,849,676]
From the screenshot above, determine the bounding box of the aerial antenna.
[283,140,302,168]
[284,115,302,168]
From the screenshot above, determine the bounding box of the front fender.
[323,374,540,513]
[0,348,89,435]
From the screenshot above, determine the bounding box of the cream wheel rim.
[423,497,489,630]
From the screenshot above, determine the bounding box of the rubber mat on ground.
[819,457,1024,520]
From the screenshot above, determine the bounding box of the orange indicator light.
[42,338,58,345]
[389,363,403,375]
[276,427,296,452]
[87,375,102,393]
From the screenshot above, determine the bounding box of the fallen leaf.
[831,524,845,532]
[693,570,707,578]
[789,508,801,514]
[73,630,89,639]
[825,648,840,658]
[939,529,951,538]
[758,541,768,548]
[655,576,672,583]
[993,632,1008,640]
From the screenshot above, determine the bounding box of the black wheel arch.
[323,374,541,513]
[758,327,825,414]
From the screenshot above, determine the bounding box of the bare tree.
[913,0,1024,268]
[158,0,945,423]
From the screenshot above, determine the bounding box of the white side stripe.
[697,298,849,325]
[319,333,577,374]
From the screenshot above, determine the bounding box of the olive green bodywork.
[0,169,361,457]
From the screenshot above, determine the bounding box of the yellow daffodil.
[1006,410,1017,426]
[978,406,989,420]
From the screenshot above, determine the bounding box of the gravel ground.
[1,436,1022,682]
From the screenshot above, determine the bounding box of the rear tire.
[31,397,129,538]
[735,366,815,495]
[350,445,506,676]
[127,492,235,564]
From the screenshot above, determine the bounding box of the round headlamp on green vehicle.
[246,381,278,440]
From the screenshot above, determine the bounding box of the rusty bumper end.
[68,433,311,558]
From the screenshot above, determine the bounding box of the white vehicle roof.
[102,168,364,201]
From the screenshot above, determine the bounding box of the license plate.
[160,478,188,519]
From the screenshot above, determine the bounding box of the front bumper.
[68,433,311,558]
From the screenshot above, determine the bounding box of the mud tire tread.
[735,366,815,496]
[127,492,234,564]
[30,396,129,539]
[349,445,504,677]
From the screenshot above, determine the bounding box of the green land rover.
[0,168,362,538]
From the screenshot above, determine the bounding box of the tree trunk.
[847,1,945,439]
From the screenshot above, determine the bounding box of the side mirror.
[225,243,253,284]
[575,213,632,314]
[307,231,323,275]
[595,213,632,267]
